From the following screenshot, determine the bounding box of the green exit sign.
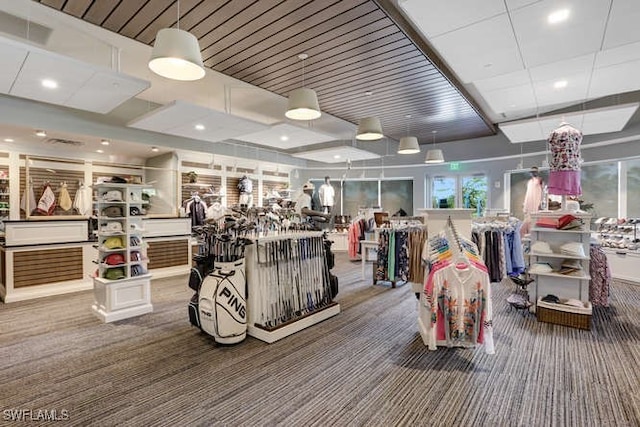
[449,162,460,171]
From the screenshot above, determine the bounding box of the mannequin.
[237,175,253,208]
[523,167,544,215]
[318,176,335,214]
[547,122,582,209]
[296,182,330,225]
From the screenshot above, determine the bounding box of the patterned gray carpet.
[1,257,639,427]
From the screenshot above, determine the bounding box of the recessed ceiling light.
[151,146,159,152]
[96,149,104,154]
[333,154,341,159]
[364,91,373,96]
[280,135,289,141]
[195,124,205,131]
[553,80,568,89]
[41,79,58,89]
[548,9,570,24]
[35,130,47,137]
[101,139,110,146]
[4,138,14,142]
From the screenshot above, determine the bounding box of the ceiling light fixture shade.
[425,149,445,164]
[286,54,321,120]
[285,87,321,120]
[356,116,384,140]
[398,136,420,154]
[149,28,205,81]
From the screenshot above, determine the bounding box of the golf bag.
[198,259,247,344]
[188,253,215,329]
[323,234,339,299]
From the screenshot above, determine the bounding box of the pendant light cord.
[177,0,180,30]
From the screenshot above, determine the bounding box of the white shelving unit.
[529,213,592,306]
[91,183,153,323]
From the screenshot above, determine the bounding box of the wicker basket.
[536,299,592,330]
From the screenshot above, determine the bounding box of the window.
[381,180,413,216]
[432,176,456,208]
[580,162,617,218]
[462,175,488,217]
[342,180,379,216]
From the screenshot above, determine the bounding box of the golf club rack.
[188,221,252,345]
[188,211,341,344]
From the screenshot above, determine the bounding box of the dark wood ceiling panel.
[82,0,120,26]
[133,0,203,43]
[39,0,65,9]
[220,4,386,79]
[119,0,175,39]
[33,0,496,144]
[263,37,413,92]
[101,1,148,33]
[202,0,325,68]
[62,0,92,18]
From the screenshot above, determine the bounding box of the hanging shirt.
[20,183,37,214]
[58,184,72,211]
[548,123,582,171]
[523,177,543,214]
[318,183,335,207]
[37,184,56,215]
[73,185,92,216]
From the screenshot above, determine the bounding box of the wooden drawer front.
[147,240,189,269]
[14,247,83,288]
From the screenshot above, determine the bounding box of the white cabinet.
[529,213,591,304]
[91,183,153,322]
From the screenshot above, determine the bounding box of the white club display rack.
[92,183,152,323]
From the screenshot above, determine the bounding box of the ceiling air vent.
[45,138,85,147]
[0,11,52,46]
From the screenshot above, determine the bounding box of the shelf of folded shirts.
[532,271,591,280]
[531,227,589,234]
[528,252,590,260]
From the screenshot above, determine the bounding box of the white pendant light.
[356,116,384,140]
[286,54,321,120]
[398,115,420,154]
[149,1,205,81]
[398,136,420,154]
[425,130,445,163]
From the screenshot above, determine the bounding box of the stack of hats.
[558,258,583,275]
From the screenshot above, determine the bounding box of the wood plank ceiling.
[36,0,496,144]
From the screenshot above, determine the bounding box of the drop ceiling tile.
[589,59,640,99]
[511,0,610,68]
[430,14,524,83]
[399,0,505,38]
[533,71,590,107]
[529,53,594,82]
[481,83,537,114]
[505,0,543,11]
[500,103,639,143]
[595,41,640,69]
[602,0,640,50]
[127,100,210,132]
[292,146,380,164]
[127,100,268,143]
[10,50,95,106]
[0,41,28,93]
[66,70,149,114]
[235,123,336,150]
[499,120,544,143]
[473,69,531,93]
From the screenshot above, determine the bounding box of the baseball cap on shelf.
[104,267,125,280]
[102,190,123,202]
[131,265,146,276]
[104,253,125,265]
[109,176,127,183]
[102,222,122,234]
[129,206,142,216]
[130,236,141,247]
[130,251,142,261]
[103,236,124,249]
[102,206,124,217]
[130,223,144,232]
